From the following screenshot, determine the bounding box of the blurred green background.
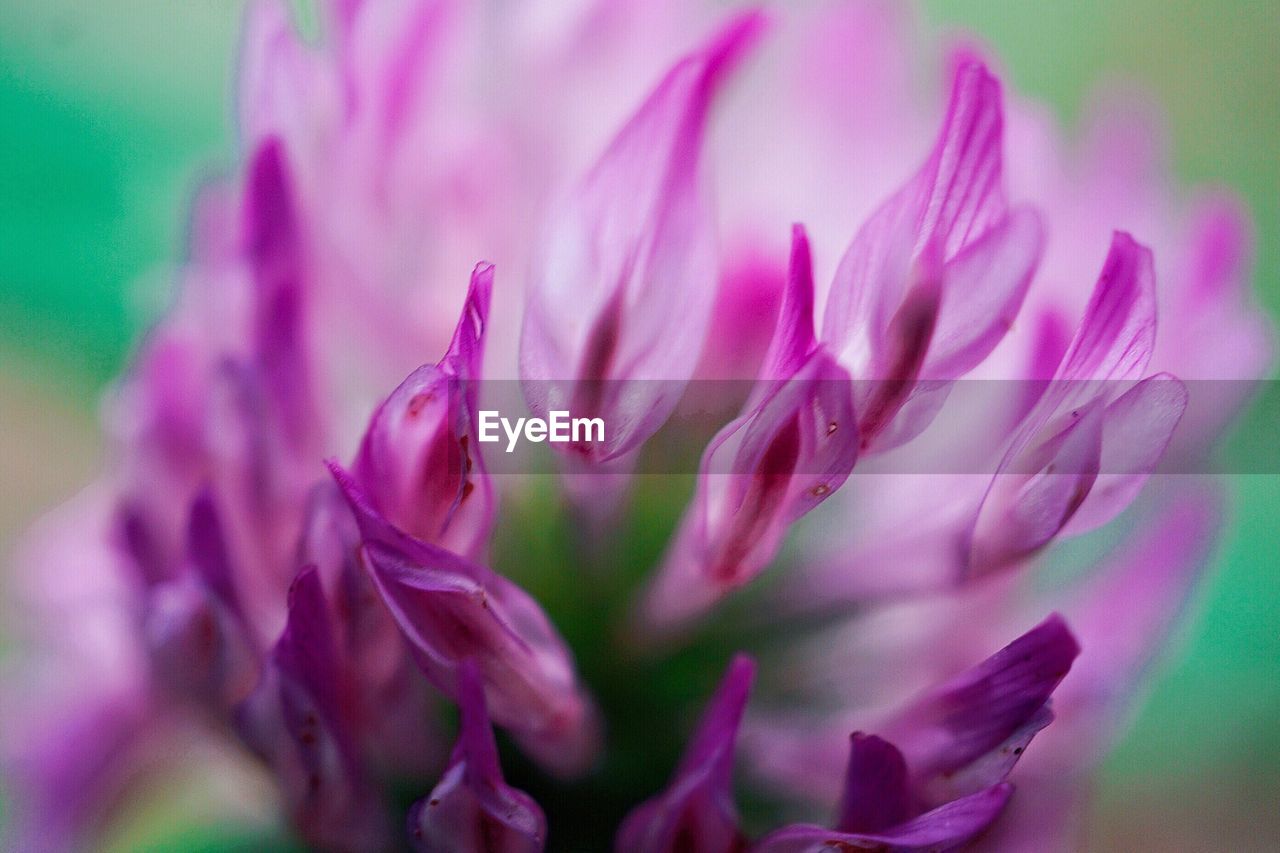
[0,0,1276,849]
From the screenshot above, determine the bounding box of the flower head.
[1,1,1269,851]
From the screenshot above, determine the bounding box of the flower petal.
[969,403,1104,574]
[352,263,496,557]
[617,655,755,853]
[329,461,598,776]
[242,136,318,452]
[408,660,547,853]
[921,206,1043,380]
[883,614,1079,785]
[1059,373,1187,536]
[640,228,857,631]
[520,11,766,462]
[752,784,1013,853]
[822,60,1031,451]
[236,566,389,850]
[835,733,911,833]
[1050,231,1156,388]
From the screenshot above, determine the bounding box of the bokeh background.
[1,1,1276,849]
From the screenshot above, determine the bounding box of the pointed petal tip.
[1036,612,1083,663]
[286,563,321,610]
[726,652,758,692]
[703,7,771,78]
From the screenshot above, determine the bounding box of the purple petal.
[883,615,1080,784]
[186,487,242,612]
[640,230,857,631]
[299,480,448,780]
[822,60,1028,452]
[1059,373,1187,536]
[352,264,496,557]
[835,733,911,833]
[970,404,1104,574]
[329,462,598,777]
[1052,231,1156,388]
[521,11,767,462]
[753,783,1012,853]
[145,490,258,708]
[409,661,547,853]
[242,136,317,451]
[236,566,389,849]
[617,655,755,853]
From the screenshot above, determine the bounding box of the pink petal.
[822,60,1034,451]
[921,206,1043,380]
[1059,373,1187,535]
[883,614,1080,785]
[329,462,598,777]
[970,403,1104,574]
[352,264,495,557]
[617,655,755,853]
[822,59,1008,366]
[235,566,390,850]
[752,784,1013,853]
[409,660,547,853]
[521,11,767,462]
[640,228,857,631]
[1051,231,1156,388]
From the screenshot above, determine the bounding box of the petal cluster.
[1,1,1269,851]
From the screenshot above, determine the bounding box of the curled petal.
[617,655,755,853]
[970,402,1104,573]
[1059,373,1187,535]
[823,60,1038,451]
[883,614,1080,785]
[236,566,389,850]
[330,462,597,776]
[521,11,767,462]
[409,661,547,853]
[1053,231,1156,387]
[835,733,911,834]
[969,233,1172,576]
[642,228,858,631]
[822,59,1008,366]
[752,783,1013,853]
[353,264,496,557]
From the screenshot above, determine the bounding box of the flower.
[1,1,1270,851]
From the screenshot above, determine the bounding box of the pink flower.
[1,1,1269,850]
